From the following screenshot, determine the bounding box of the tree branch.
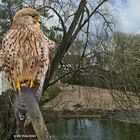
[95,10,114,32]
[48,65,94,86]
[81,6,90,59]
[38,5,66,36]
[72,0,108,39]
[43,0,87,90]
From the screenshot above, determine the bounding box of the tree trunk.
[13,87,51,140]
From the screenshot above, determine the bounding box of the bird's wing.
[35,37,55,100]
[0,29,19,89]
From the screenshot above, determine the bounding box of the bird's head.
[12,8,41,26]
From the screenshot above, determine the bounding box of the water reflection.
[47,118,140,140]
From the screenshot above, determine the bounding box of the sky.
[0,0,140,34]
[115,0,140,34]
[44,0,140,34]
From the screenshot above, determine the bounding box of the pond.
[47,118,140,140]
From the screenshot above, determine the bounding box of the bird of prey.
[0,8,54,91]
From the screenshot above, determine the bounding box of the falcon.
[0,8,54,91]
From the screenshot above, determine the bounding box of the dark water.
[47,118,140,140]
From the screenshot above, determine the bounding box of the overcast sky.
[115,0,140,34]
[0,0,139,34]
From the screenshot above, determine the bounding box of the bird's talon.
[30,80,34,88]
[16,82,21,90]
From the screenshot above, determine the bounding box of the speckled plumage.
[0,8,54,89]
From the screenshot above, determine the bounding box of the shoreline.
[42,109,140,124]
[42,86,140,123]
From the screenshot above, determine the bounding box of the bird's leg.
[30,80,34,88]
[16,82,21,90]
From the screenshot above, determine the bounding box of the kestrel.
[0,8,54,91]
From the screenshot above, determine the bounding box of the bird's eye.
[33,16,38,20]
[32,15,41,23]
[33,16,39,20]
